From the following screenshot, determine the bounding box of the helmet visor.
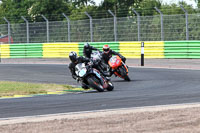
[104,48,109,52]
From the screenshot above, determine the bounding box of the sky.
[161,0,197,8]
[94,0,197,8]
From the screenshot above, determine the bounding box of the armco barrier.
[119,42,141,58]
[43,43,79,58]
[0,44,10,58]
[119,41,164,58]
[164,41,200,58]
[9,43,43,58]
[0,41,200,59]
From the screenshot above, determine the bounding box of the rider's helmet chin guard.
[103,45,110,54]
[69,51,78,63]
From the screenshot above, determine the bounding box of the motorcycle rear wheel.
[87,77,104,92]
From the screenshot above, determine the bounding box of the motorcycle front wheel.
[119,67,131,81]
[87,76,104,92]
[106,81,114,91]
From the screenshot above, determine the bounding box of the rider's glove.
[121,56,126,63]
[124,57,126,62]
[72,75,77,80]
[88,60,93,66]
[123,57,126,63]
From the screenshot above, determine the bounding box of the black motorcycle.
[90,51,110,77]
[75,62,114,92]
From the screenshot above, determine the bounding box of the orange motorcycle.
[108,55,130,81]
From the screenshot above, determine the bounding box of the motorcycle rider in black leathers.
[83,42,109,77]
[83,43,100,59]
[101,44,126,77]
[68,51,90,89]
[69,51,110,89]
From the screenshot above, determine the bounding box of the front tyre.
[124,75,131,81]
[119,67,131,81]
[87,77,104,92]
[106,81,114,91]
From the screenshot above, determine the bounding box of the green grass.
[0,81,78,97]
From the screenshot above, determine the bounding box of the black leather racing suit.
[83,45,99,58]
[68,56,90,89]
[101,50,126,76]
[101,50,126,64]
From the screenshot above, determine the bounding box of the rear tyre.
[87,77,104,92]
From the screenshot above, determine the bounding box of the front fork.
[114,63,128,77]
[121,62,128,73]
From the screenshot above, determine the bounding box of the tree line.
[0,0,199,24]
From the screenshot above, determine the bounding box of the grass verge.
[0,81,80,97]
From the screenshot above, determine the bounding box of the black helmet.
[84,43,90,49]
[69,51,78,63]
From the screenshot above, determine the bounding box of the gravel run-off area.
[0,103,200,133]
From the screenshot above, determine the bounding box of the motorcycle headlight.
[79,68,87,77]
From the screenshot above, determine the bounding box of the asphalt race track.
[0,64,200,119]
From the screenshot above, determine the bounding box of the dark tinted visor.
[71,57,77,62]
[104,48,109,52]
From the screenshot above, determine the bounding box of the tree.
[99,0,142,17]
[71,0,95,7]
[0,0,33,23]
[0,0,73,23]
[134,0,161,16]
[161,1,194,15]
[29,0,71,21]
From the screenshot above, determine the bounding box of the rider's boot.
[110,69,117,77]
[103,71,110,77]
[81,83,89,89]
[105,76,111,81]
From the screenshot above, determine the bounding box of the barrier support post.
[180,5,189,40]
[85,12,93,42]
[62,13,71,42]
[154,7,164,41]
[132,8,140,41]
[108,10,117,42]
[21,16,29,43]
[41,15,49,43]
[3,17,11,44]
